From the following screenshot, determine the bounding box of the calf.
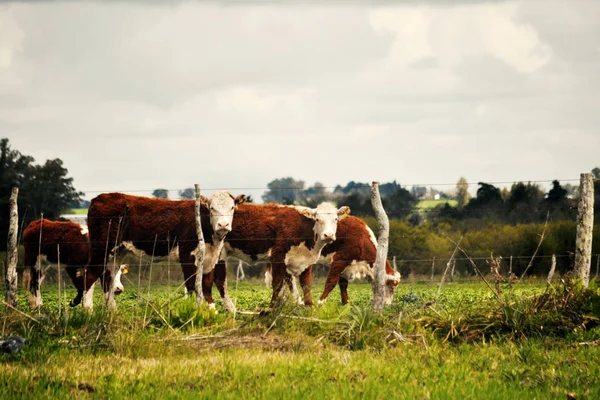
[264,216,401,305]
[317,216,401,305]
[81,191,246,310]
[22,219,127,309]
[199,202,350,308]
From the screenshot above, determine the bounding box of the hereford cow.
[198,202,350,308]
[317,216,401,304]
[22,218,127,309]
[80,191,246,310]
[263,216,401,305]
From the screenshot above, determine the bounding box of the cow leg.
[101,265,118,310]
[298,265,313,306]
[202,269,215,309]
[318,260,347,305]
[81,265,103,310]
[339,277,350,305]
[214,261,235,312]
[180,249,203,302]
[65,266,85,307]
[269,259,287,308]
[288,274,302,304]
[28,255,43,310]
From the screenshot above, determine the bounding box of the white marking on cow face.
[385,270,401,305]
[113,264,128,295]
[208,192,246,240]
[299,203,350,243]
[80,224,89,236]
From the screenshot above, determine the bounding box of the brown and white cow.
[264,215,401,305]
[80,191,246,310]
[22,218,127,309]
[198,202,350,308]
[317,216,401,305]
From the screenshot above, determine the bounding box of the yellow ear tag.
[123,266,129,275]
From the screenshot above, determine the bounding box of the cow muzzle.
[321,233,336,243]
[114,286,124,295]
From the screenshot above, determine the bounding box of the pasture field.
[2,280,600,399]
[416,199,458,209]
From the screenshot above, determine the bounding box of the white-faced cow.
[264,215,401,305]
[80,191,246,310]
[22,218,128,309]
[198,202,350,308]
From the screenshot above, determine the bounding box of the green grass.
[2,280,600,399]
[417,199,458,209]
[66,208,88,215]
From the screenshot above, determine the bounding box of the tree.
[464,182,503,220]
[303,182,330,207]
[0,138,83,249]
[456,177,470,207]
[411,185,427,199]
[543,180,576,221]
[384,187,417,220]
[262,177,305,204]
[152,188,169,199]
[178,187,195,200]
[592,167,600,179]
[505,182,544,223]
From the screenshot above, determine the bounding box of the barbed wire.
[73,177,588,194]
[20,253,599,271]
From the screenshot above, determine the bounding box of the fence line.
[73,177,586,194]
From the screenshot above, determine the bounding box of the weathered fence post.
[194,184,206,307]
[57,244,61,316]
[430,256,436,281]
[574,173,595,288]
[370,181,390,314]
[547,254,556,285]
[450,258,456,282]
[4,187,19,308]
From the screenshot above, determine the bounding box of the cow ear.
[337,206,351,220]
[300,207,317,220]
[235,194,247,206]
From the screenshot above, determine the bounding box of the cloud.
[2,0,600,200]
[369,2,551,73]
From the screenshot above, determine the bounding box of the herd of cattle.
[21,191,401,312]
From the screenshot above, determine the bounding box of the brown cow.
[316,216,401,305]
[198,202,350,308]
[22,219,128,309]
[263,216,401,305]
[80,191,246,310]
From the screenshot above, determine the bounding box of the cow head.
[208,191,247,240]
[113,264,129,295]
[299,203,351,243]
[384,263,401,305]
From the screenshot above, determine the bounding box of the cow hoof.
[317,299,326,306]
[70,298,81,307]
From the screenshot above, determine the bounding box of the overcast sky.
[2,0,599,202]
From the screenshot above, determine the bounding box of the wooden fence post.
[4,187,19,308]
[430,256,436,281]
[370,181,390,314]
[574,173,595,287]
[547,254,556,285]
[194,184,206,307]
